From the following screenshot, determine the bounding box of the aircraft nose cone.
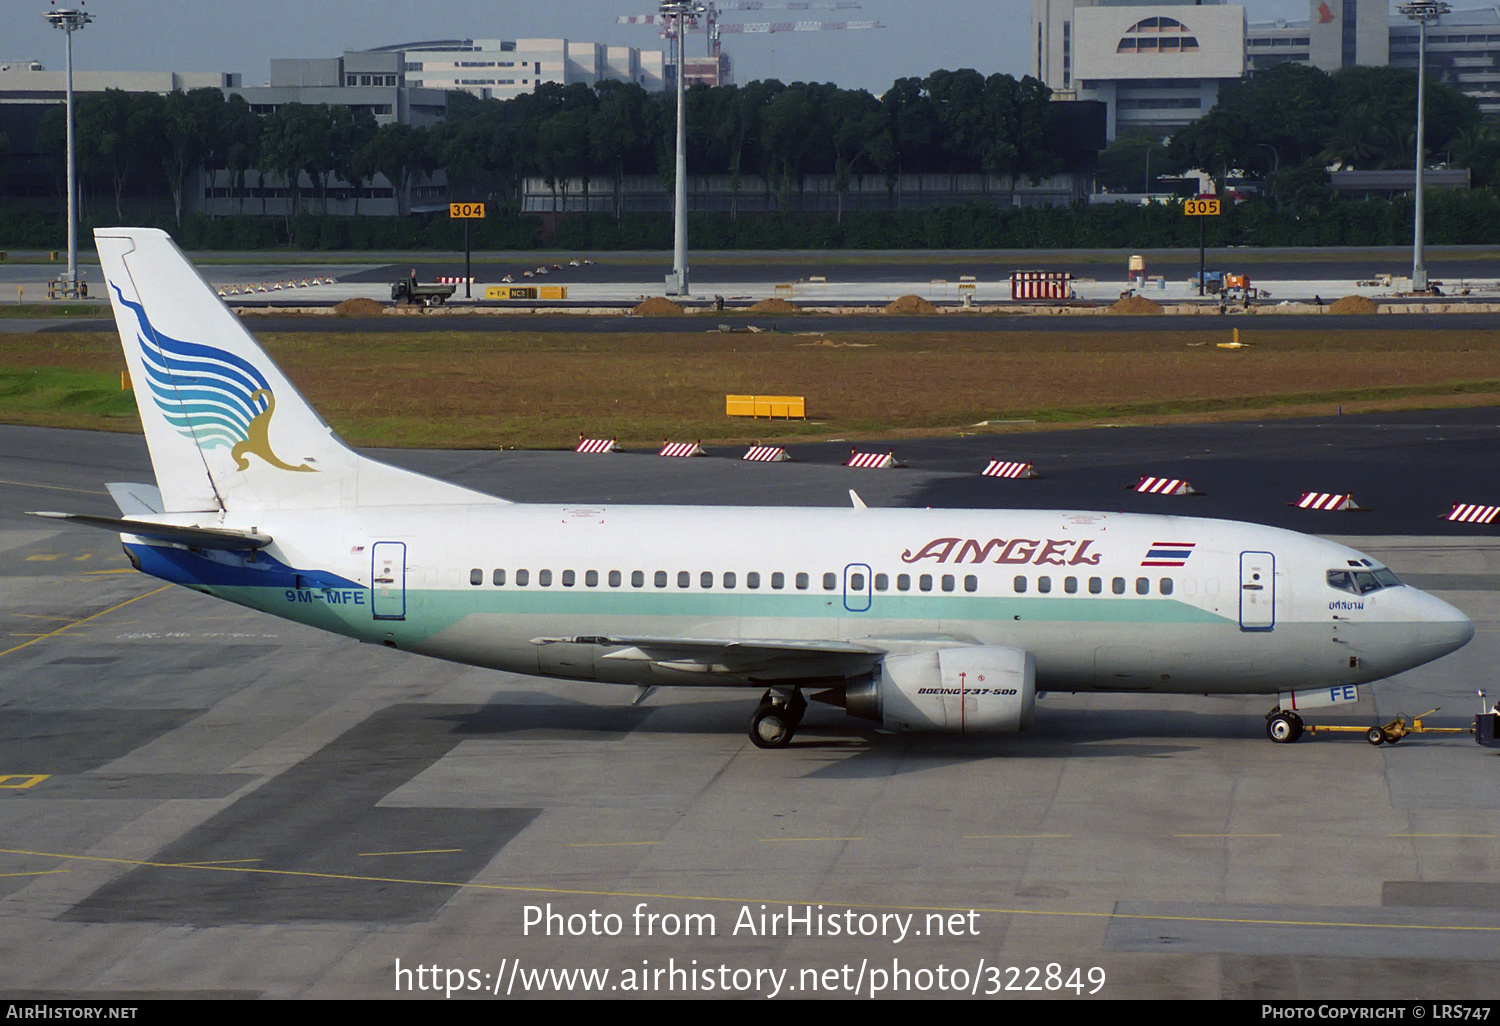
[1415,592,1474,657]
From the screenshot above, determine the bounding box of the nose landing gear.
[1266,709,1305,743]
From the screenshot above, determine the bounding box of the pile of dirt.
[333,297,385,317]
[748,297,800,314]
[633,296,685,316]
[883,294,938,314]
[1328,294,1379,315]
[1109,294,1164,315]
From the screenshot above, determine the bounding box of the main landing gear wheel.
[747,688,806,749]
[1266,710,1304,744]
[749,703,795,749]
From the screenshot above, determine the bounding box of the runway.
[2,419,1498,999]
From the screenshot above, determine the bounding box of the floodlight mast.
[1399,0,1449,293]
[661,0,704,296]
[45,4,93,295]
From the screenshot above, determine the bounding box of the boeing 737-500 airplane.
[35,228,1475,747]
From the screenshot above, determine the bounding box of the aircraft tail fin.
[95,228,505,513]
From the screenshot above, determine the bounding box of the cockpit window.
[1327,567,1402,595]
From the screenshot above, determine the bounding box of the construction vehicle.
[390,273,455,307]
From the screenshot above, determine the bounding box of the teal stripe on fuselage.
[199,581,1234,644]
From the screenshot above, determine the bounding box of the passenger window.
[1064,576,1078,594]
[493,568,505,586]
[516,569,529,586]
[701,571,713,589]
[919,574,933,592]
[1038,576,1051,594]
[470,568,482,586]
[654,570,668,588]
[796,572,809,590]
[964,575,977,593]
[630,570,643,588]
[849,573,865,591]
[747,572,760,589]
[585,570,599,587]
[724,572,736,589]
[1089,577,1102,594]
[562,570,575,587]
[678,571,691,588]
[772,572,785,590]
[1113,577,1126,595]
[539,569,553,587]
[1136,577,1149,595]
[1160,578,1173,595]
[823,572,837,590]
[941,574,955,592]
[897,574,910,592]
[607,570,619,587]
[875,574,888,591]
[1014,576,1027,593]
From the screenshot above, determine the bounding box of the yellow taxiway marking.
[24,554,60,562]
[0,478,107,495]
[3,846,1499,936]
[964,834,1073,840]
[0,870,70,879]
[11,613,83,623]
[1174,834,1284,839]
[563,841,659,848]
[83,569,137,575]
[0,586,170,659]
[1388,833,1499,839]
[358,849,463,857]
[0,775,50,789]
[163,859,263,867]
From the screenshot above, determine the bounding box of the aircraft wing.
[29,512,273,551]
[536,634,886,683]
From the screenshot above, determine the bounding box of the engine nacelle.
[846,646,1036,733]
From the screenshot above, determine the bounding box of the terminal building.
[1036,0,1500,137]
[365,38,667,100]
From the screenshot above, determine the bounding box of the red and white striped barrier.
[435,277,475,284]
[1294,492,1364,511]
[846,450,901,469]
[1010,271,1074,300]
[982,460,1040,479]
[742,446,790,462]
[1444,503,1499,524]
[658,440,705,457]
[1133,476,1201,496]
[574,435,619,454]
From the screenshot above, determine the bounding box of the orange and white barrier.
[217,276,335,297]
[846,450,901,469]
[1294,492,1364,511]
[658,440,705,458]
[982,460,1040,479]
[1010,271,1073,300]
[742,446,790,462]
[1444,503,1499,524]
[1133,476,1201,496]
[435,277,474,284]
[575,435,619,454]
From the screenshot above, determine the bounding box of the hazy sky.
[12,0,1346,95]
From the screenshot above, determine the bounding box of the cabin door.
[372,541,407,620]
[1239,550,1275,632]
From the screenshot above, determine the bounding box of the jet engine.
[845,646,1036,733]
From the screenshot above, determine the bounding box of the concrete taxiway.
[1,419,1498,1000]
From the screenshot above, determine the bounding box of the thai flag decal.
[1142,541,1196,567]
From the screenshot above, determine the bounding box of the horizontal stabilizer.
[106,482,165,516]
[29,511,272,551]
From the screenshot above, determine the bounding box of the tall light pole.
[1400,0,1449,293]
[45,2,92,296]
[661,0,702,296]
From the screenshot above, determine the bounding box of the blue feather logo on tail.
[114,283,314,473]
